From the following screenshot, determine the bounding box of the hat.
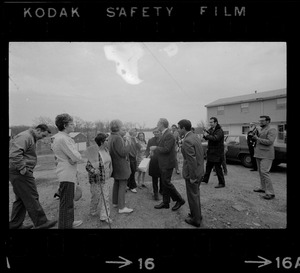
[74,185,82,201]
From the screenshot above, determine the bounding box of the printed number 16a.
[138,258,155,270]
[276,257,300,269]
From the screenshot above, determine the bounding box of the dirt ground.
[9,152,287,229]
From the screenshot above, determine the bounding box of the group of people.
[9,113,278,229]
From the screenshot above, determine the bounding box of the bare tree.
[73,116,85,132]
[197,120,207,130]
[104,120,110,133]
[196,119,207,136]
[123,121,137,131]
[83,121,94,147]
[32,116,55,127]
[32,116,57,134]
[94,120,105,134]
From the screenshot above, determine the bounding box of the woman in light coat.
[52,113,83,229]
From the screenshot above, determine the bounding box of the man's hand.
[203,131,209,137]
[20,167,27,175]
[68,159,76,165]
[150,146,157,151]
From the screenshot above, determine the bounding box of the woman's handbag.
[138,157,151,172]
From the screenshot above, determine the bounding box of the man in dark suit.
[202,117,225,188]
[150,118,185,211]
[178,119,204,227]
[145,128,162,200]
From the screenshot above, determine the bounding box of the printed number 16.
[138,258,155,270]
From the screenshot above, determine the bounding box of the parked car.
[202,134,286,168]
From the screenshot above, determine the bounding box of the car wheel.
[240,154,253,168]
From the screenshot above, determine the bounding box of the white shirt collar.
[184,131,192,138]
[162,128,168,135]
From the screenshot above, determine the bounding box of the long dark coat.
[203,124,224,162]
[145,136,160,177]
[107,132,131,180]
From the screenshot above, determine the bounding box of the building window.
[217,106,224,115]
[241,103,249,113]
[277,124,287,143]
[276,98,286,109]
[242,126,250,134]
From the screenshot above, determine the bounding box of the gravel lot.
[9,153,287,229]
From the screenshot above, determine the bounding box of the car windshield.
[226,136,239,144]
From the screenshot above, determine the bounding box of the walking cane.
[84,144,112,229]
[96,173,112,229]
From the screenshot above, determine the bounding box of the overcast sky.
[9,42,286,128]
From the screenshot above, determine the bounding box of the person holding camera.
[247,122,259,171]
[252,115,277,200]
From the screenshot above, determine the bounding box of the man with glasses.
[252,115,277,200]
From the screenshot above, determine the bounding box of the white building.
[51,132,87,151]
[205,88,286,143]
[68,132,87,151]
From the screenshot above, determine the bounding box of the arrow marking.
[7,256,10,269]
[245,255,272,268]
[106,256,132,268]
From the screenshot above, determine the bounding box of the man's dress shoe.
[35,220,57,229]
[154,202,170,209]
[185,218,201,227]
[172,199,185,211]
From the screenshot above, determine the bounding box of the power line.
[9,75,20,91]
[142,43,186,95]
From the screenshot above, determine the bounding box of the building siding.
[208,98,286,126]
[206,89,286,142]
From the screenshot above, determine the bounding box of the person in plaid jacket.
[86,133,113,224]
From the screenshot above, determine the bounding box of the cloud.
[162,43,178,57]
[104,43,144,85]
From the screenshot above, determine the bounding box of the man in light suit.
[150,118,185,211]
[178,119,204,227]
[252,115,277,200]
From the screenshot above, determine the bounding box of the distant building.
[50,132,87,152]
[69,132,87,151]
[205,88,286,143]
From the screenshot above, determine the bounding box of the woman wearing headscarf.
[86,133,113,224]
